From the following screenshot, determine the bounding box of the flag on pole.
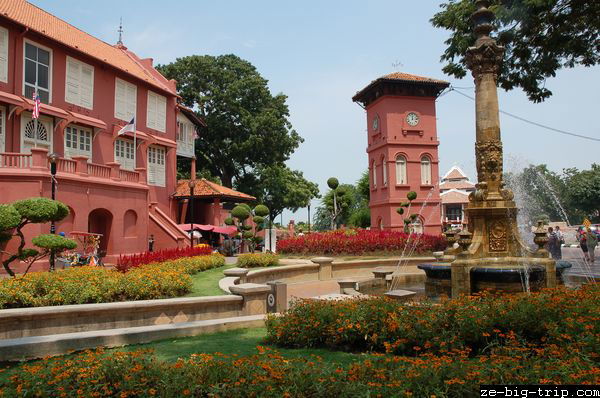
[117,117,136,136]
[32,91,41,119]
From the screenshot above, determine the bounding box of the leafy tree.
[564,164,600,223]
[157,54,303,187]
[0,198,76,277]
[236,165,319,225]
[320,183,357,230]
[431,0,600,102]
[348,170,371,228]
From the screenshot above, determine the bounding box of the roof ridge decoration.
[0,0,177,96]
[442,165,469,181]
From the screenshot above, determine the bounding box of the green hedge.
[236,253,279,268]
[0,254,225,309]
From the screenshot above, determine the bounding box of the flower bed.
[266,284,600,358]
[116,246,213,272]
[0,254,225,309]
[236,253,280,268]
[1,339,598,397]
[277,229,446,255]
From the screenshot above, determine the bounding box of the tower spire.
[117,17,124,46]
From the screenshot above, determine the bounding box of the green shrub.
[406,191,417,201]
[231,205,250,220]
[327,177,339,189]
[237,253,279,268]
[253,205,269,217]
[0,254,225,309]
[0,204,21,231]
[266,284,600,359]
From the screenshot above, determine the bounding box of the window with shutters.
[147,146,166,186]
[421,155,432,185]
[176,116,195,158]
[65,57,94,109]
[372,160,377,189]
[24,41,51,104]
[0,27,8,83]
[146,91,166,132]
[64,125,92,160]
[20,112,53,153]
[395,155,407,184]
[114,78,136,122]
[0,106,5,153]
[382,156,387,187]
[114,138,135,171]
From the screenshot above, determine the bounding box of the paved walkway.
[561,247,600,280]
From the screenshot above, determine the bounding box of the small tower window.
[421,155,432,185]
[382,156,387,186]
[396,155,407,184]
[372,160,377,189]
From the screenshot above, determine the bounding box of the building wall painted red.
[0,14,191,271]
[363,93,443,235]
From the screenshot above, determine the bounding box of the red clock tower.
[352,72,449,234]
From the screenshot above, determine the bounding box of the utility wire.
[448,86,600,143]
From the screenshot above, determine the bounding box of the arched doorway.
[88,208,113,253]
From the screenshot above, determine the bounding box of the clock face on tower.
[406,112,420,127]
[372,116,379,131]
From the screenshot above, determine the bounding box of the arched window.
[123,210,137,237]
[379,218,384,230]
[372,160,377,189]
[395,155,407,184]
[382,156,387,186]
[410,218,423,234]
[421,155,432,185]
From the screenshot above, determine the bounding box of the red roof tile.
[174,178,256,201]
[441,190,470,205]
[381,72,449,85]
[442,166,469,181]
[440,180,475,190]
[0,0,177,95]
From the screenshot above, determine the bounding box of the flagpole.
[133,118,136,169]
[33,87,38,149]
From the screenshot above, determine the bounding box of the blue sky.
[31,0,599,223]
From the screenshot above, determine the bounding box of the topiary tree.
[397,191,419,233]
[327,176,344,230]
[229,203,270,253]
[0,198,77,277]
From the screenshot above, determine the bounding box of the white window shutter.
[0,27,8,83]
[157,95,166,132]
[115,79,126,120]
[127,83,136,121]
[146,92,156,130]
[80,65,94,109]
[65,58,80,105]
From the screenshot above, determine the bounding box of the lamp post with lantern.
[188,180,196,247]
[48,152,59,271]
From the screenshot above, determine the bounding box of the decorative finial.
[472,0,495,41]
[117,17,124,46]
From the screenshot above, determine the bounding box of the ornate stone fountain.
[418,0,571,297]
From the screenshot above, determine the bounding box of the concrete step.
[0,314,266,362]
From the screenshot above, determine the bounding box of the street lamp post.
[307,203,311,234]
[48,153,59,271]
[189,180,195,247]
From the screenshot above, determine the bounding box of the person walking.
[546,227,561,260]
[586,227,598,263]
[578,227,590,262]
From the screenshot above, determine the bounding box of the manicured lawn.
[119,327,370,365]
[186,263,235,296]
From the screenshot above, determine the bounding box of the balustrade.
[0,153,32,168]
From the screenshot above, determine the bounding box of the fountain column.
[450,0,556,297]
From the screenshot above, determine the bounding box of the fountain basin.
[418,260,573,296]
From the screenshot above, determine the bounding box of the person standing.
[578,227,590,262]
[546,227,561,260]
[586,227,598,263]
[555,226,564,245]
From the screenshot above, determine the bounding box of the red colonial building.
[353,72,449,235]
[0,0,244,271]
